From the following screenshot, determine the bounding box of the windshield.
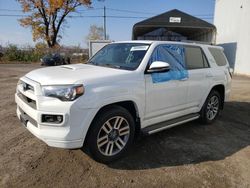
[88,43,150,70]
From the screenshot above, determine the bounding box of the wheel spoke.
[109,142,114,155]
[97,135,109,148]
[211,96,216,104]
[213,99,219,106]
[211,96,218,105]
[115,137,125,150]
[119,126,130,136]
[207,103,211,109]
[115,141,122,150]
[207,110,212,119]
[102,121,112,133]
[208,113,211,119]
[105,142,114,155]
[207,110,210,116]
[213,106,218,111]
[211,111,214,118]
[114,117,124,129]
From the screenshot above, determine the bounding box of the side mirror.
[147,61,170,73]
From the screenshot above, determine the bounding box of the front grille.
[19,107,38,127]
[17,92,37,109]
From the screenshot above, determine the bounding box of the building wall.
[214,0,250,75]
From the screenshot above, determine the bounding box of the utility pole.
[103,6,107,40]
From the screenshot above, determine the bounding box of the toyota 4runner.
[15,41,231,163]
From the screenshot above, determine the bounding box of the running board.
[142,113,200,135]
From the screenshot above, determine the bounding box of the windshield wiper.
[101,64,121,69]
[88,62,133,70]
[87,60,98,65]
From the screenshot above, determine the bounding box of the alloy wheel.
[206,95,219,120]
[97,116,130,156]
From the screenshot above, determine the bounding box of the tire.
[200,90,221,124]
[86,105,135,163]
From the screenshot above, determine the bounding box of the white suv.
[15,41,231,163]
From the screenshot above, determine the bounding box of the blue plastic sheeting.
[149,44,188,83]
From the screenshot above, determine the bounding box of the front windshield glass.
[88,43,150,70]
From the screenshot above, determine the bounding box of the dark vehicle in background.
[40,53,70,66]
[0,46,3,59]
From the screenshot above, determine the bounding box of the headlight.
[42,85,84,101]
[17,79,22,93]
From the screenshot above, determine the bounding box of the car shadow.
[108,101,250,170]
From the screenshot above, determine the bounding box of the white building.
[214,0,250,75]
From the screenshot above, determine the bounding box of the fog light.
[42,114,63,124]
[56,115,63,122]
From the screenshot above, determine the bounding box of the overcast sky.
[0,0,215,47]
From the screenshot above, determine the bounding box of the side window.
[209,48,227,66]
[202,52,209,68]
[185,46,208,69]
[148,44,188,83]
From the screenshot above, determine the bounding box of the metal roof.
[133,9,216,40]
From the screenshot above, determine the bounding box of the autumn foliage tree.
[18,0,92,48]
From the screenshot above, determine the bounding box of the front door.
[144,44,189,127]
[145,75,188,123]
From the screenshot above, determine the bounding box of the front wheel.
[200,90,221,124]
[86,105,135,163]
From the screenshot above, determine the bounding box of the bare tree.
[85,24,109,45]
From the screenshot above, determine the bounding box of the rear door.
[184,46,212,110]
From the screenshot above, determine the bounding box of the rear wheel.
[200,90,221,124]
[86,105,135,163]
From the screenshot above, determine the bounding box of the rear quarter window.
[209,48,227,66]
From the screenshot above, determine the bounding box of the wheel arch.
[210,84,225,109]
[83,100,141,146]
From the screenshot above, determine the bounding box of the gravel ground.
[0,64,249,188]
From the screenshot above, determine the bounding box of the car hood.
[25,64,132,85]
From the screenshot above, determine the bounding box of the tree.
[35,41,48,53]
[18,0,92,48]
[85,24,109,45]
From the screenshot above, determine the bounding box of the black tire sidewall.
[87,105,135,163]
[200,90,221,124]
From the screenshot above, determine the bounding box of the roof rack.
[181,40,214,45]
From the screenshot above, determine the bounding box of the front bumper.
[15,77,98,149]
[17,106,82,148]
